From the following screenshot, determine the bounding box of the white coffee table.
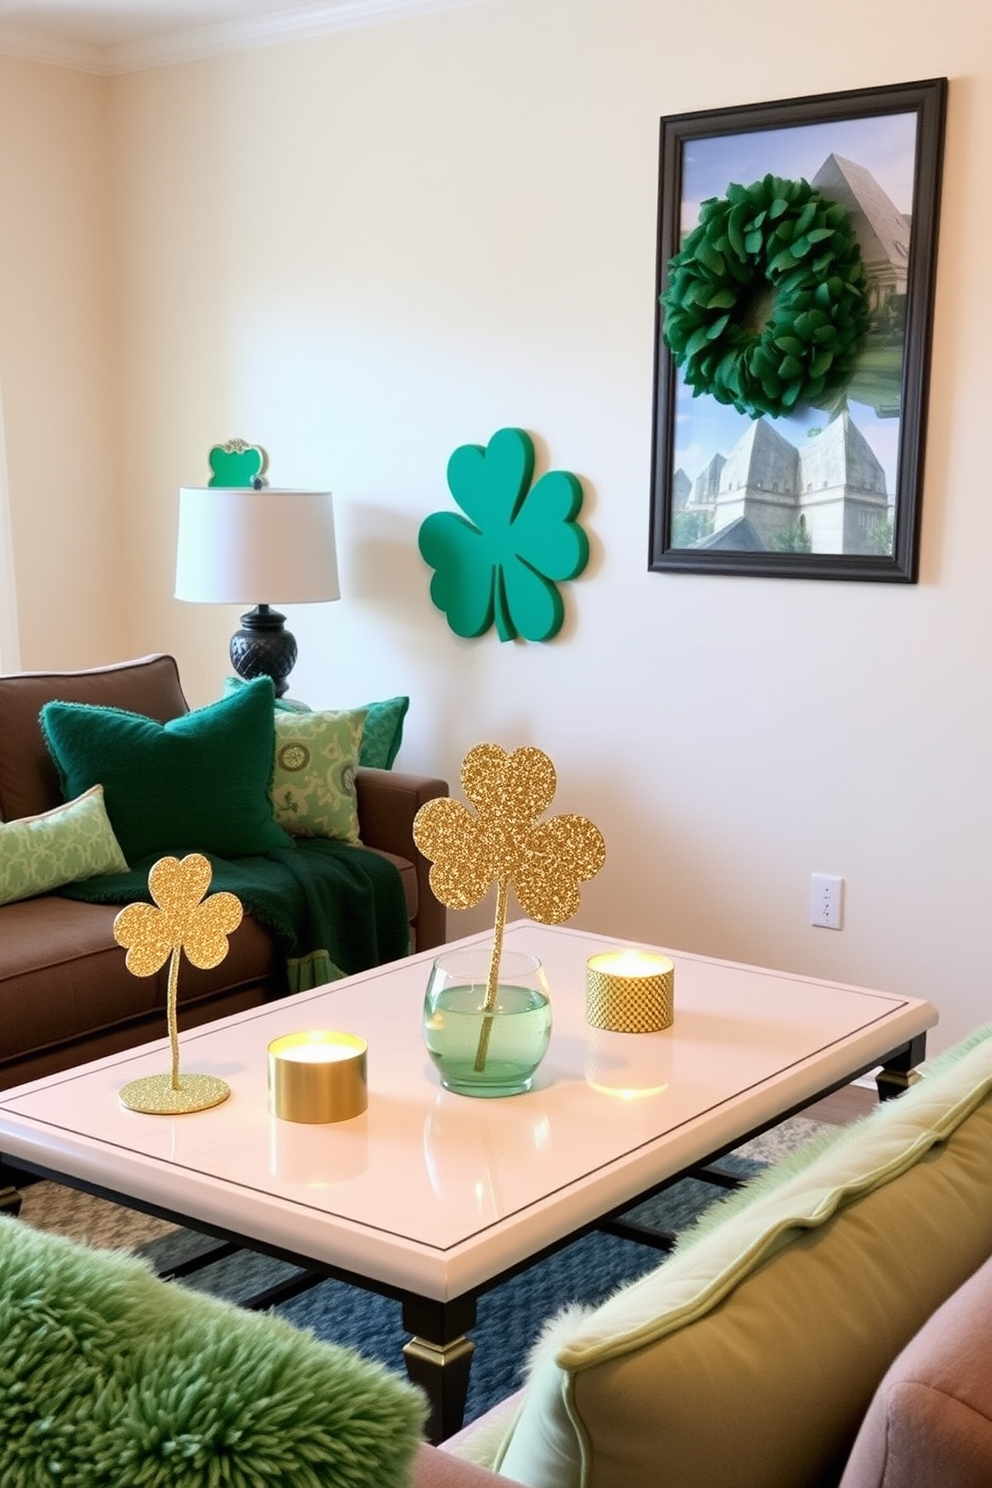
[0,921,936,1440]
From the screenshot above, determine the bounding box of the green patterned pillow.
[358,696,409,770]
[0,785,129,906]
[41,677,293,862]
[271,709,366,841]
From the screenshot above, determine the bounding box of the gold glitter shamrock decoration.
[414,744,605,1070]
[114,853,243,1113]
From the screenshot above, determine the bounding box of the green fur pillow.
[0,1216,426,1487]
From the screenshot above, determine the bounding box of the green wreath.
[661,174,868,419]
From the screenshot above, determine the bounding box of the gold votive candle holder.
[585,950,675,1033]
[268,1031,368,1123]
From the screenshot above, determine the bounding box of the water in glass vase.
[423,950,552,1097]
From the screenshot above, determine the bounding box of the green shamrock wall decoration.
[208,439,267,488]
[418,427,589,642]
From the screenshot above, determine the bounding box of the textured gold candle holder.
[268,1031,368,1123]
[585,950,675,1033]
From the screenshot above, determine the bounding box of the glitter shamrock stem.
[474,881,508,1072]
[167,946,182,1090]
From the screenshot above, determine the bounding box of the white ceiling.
[0,0,486,73]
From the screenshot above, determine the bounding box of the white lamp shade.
[175,487,340,605]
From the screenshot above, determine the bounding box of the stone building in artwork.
[812,153,911,316]
[671,468,692,511]
[679,411,890,555]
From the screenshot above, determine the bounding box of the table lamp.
[175,484,340,696]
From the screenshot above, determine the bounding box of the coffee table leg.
[875,1033,928,1101]
[401,1295,477,1444]
[0,1185,21,1217]
[0,1158,24,1216]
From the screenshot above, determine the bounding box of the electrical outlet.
[811,873,844,930]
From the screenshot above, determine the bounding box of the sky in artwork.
[680,111,918,233]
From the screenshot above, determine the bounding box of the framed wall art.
[648,78,947,582]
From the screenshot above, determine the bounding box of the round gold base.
[119,1073,231,1115]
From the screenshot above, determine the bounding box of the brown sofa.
[0,654,447,1092]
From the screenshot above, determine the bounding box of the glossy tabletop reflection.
[0,922,936,1299]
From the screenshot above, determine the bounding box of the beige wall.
[0,54,121,669]
[6,0,992,1052]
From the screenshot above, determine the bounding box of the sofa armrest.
[355,768,448,951]
[840,1254,992,1488]
[412,1445,505,1486]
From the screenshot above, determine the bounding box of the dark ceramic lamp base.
[229,604,297,698]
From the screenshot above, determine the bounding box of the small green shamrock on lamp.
[208,438,267,488]
[418,427,589,642]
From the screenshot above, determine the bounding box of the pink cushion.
[840,1254,992,1488]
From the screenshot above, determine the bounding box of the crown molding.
[0,22,107,74]
[0,0,494,76]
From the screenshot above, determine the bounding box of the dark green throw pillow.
[41,676,293,862]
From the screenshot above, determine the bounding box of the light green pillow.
[271,709,366,842]
[0,784,129,905]
[489,1026,992,1488]
[41,677,293,863]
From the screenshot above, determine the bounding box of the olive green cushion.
[0,784,129,904]
[41,677,293,862]
[491,1027,992,1488]
[0,1215,426,1487]
[271,708,366,841]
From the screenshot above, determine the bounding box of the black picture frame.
[649,78,947,582]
